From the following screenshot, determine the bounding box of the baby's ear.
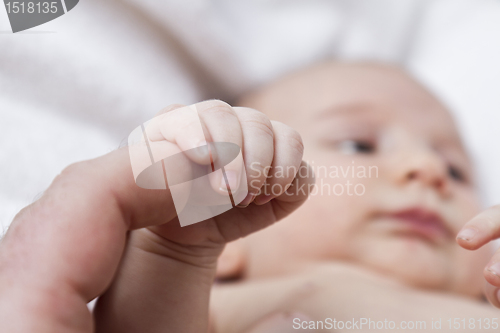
[216,239,246,280]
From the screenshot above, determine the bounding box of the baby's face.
[239,63,491,297]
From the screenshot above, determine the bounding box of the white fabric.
[1,0,500,230]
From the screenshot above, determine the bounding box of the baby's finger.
[484,278,500,308]
[155,103,186,116]
[196,100,245,196]
[145,103,187,141]
[253,121,304,205]
[456,204,500,250]
[146,105,212,165]
[232,107,274,207]
[483,246,500,288]
[144,101,246,197]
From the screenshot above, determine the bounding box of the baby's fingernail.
[220,170,239,192]
[456,227,477,241]
[487,262,500,278]
[195,140,209,158]
[236,193,256,208]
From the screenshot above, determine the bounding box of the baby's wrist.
[94,228,219,332]
[134,228,222,271]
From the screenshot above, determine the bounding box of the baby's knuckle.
[285,128,304,157]
[244,116,274,141]
[203,104,236,122]
[159,103,185,114]
[205,99,231,108]
[201,100,234,116]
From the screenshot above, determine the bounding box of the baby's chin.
[355,235,465,292]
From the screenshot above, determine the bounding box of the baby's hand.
[135,100,313,256]
[457,205,500,307]
[94,100,315,332]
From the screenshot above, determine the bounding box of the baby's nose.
[392,143,451,197]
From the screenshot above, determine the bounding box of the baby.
[2,61,500,333]
[209,62,500,332]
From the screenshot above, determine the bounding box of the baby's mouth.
[378,207,452,244]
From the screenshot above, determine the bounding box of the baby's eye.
[448,164,467,183]
[338,140,376,155]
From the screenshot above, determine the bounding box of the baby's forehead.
[245,63,451,122]
[240,61,470,158]
[242,62,443,117]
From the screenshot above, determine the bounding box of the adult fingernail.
[236,193,256,208]
[220,170,239,192]
[487,262,500,278]
[457,227,477,241]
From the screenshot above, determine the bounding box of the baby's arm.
[457,204,500,307]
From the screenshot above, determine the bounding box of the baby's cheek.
[287,150,384,259]
[312,195,369,254]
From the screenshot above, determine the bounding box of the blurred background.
[1,0,500,231]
